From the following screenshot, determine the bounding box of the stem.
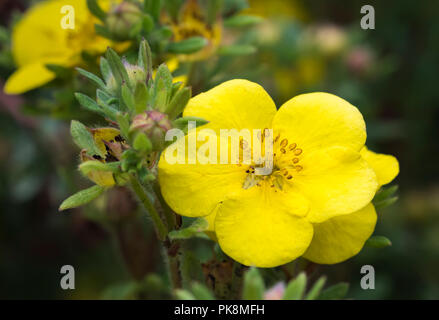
[165,240,182,289]
[153,181,177,230]
[130,176,168,241]
[230,262,245,299]
[130,175,183,289]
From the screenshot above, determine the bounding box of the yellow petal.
[4,63,56,95]
[202,205,219,241]
[183,79,277,133]
[91,127,121,156]
[361,147,399,187]
[158,131,247,217]
[86,170,116,187]
[80,153,115,187]
[303,203,377,264]
[215,186,313,268]
[293,146,378,223]
[273,92,367,153]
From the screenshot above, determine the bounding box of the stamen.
[292,158,299,163]
[280,148,286,154]
[288,143,297,151]
[295,165,303,172]
[287,175,293,180]
[294,148,302,156]
[280,139,288,148]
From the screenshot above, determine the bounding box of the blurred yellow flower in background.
[4,0,124,95]
[167,0,222,62]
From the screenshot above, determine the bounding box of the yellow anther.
[288,143,297,151]
[295,165,303,172]
[280,148,286,154]
[280,139,288,147]
[294,148,302,156]
[286,175,293,180]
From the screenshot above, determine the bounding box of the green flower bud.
[105,60,147,95]
[130,110,172,151]
[106,2,143,41]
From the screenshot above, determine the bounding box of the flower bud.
[106,2,143,41]
[346,47,373,75]
[130,111,172,151]
[105,60,147,94]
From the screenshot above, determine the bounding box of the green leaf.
[133,133,152,153]
[283,272,307,300]
[224,14,264,28]
[70,120,104,157]
[144,0,162,22]
[79,160,120,176]
[206,0,222,25]
[219,44,257,56]
[174,289,195,300]
[305,276,326,300]
[121,83,135,111]
[59,185,106,211]
[154,64,173,111]
[74,93,104,116]
[155,63,173,92]
[173,116,209,133]
[116,113,131,142]
[318,282,349,300]
[168,37,208,54]
[366,235,392,248]
[168,218,208,240]
[138,39,153,81]
[167,87,191,119]
[100,57,111,80]
[106,47,130,89]
[142,14,154,32]
[45,64,71,78]
[242,267,265,300]
[374,196,398,210]
[76,67,107,91]
[373,185,398,203]
[87,0,107,22]
[94,24,113,40]
[134,81,149,113]
[191,282,215,300]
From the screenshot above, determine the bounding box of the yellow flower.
[303,147,399,264]
[4,0,124,95]
[167,0,221,62]
[80,127,125,187]
[158,79,398,267]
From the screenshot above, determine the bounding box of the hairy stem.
[130,176,168,241]
[130,175,183,289]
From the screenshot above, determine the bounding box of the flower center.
[241,132,304,191]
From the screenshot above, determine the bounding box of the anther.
[294,148,302,156]
[280,148,286,154]
[292,158,299,163]
[295,165,303,172]
[287,175,293,180]
[280,139,288,147]
[288,143,297,151]
[274,134,280,142]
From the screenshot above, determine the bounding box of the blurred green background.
[0,0,438,299]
